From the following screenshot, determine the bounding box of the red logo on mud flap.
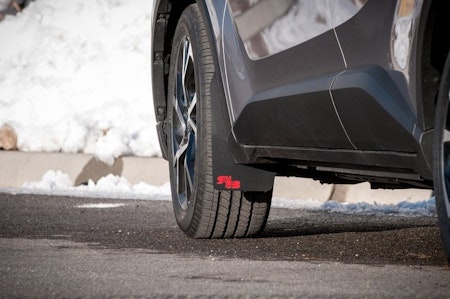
[217,176,241,189]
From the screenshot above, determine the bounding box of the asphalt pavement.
[1,192,449,298]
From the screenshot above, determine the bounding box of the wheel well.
[420,0,450,130]
[152,0,195,122]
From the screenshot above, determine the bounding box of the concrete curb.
[0,151,169,188]
[0,151,432,204]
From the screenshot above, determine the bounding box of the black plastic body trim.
[234,144,432,189]
[233,71,353,149]
[331,66,417,152]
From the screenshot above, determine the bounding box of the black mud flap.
[210,74,275,192]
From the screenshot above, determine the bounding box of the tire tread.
[168,4,271,240]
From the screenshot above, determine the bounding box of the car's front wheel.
[166,4,272,239]
[434,50,450,263]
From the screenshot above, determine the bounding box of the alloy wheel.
[171,35,197,211]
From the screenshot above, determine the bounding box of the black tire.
[434,50,450,263]
[166,4,272,239]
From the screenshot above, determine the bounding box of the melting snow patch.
[272,198,323,210]
[271,197,436,217]
[321,198,437,217]
[19,170,171,201]
[22,170,73,190]
[76,203,127,209]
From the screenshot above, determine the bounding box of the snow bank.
[0,0,160,164]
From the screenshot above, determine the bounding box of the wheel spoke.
[174,94,186,137]
[443,92,450,212]
[445,92,450,143]
[185,131,196,193]
[182,38,194,111]
[173,135,188,210]
[182,37,194,79]
[187,93,197,135]
[173,137,189,166]
[176,168,188,211]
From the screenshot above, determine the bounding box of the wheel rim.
[441,89,450,215]
[171,35,197,211]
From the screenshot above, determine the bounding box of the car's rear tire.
[434,50,450,263]
[166,4,272,239]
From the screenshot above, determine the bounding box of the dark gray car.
[151,0,450,263]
